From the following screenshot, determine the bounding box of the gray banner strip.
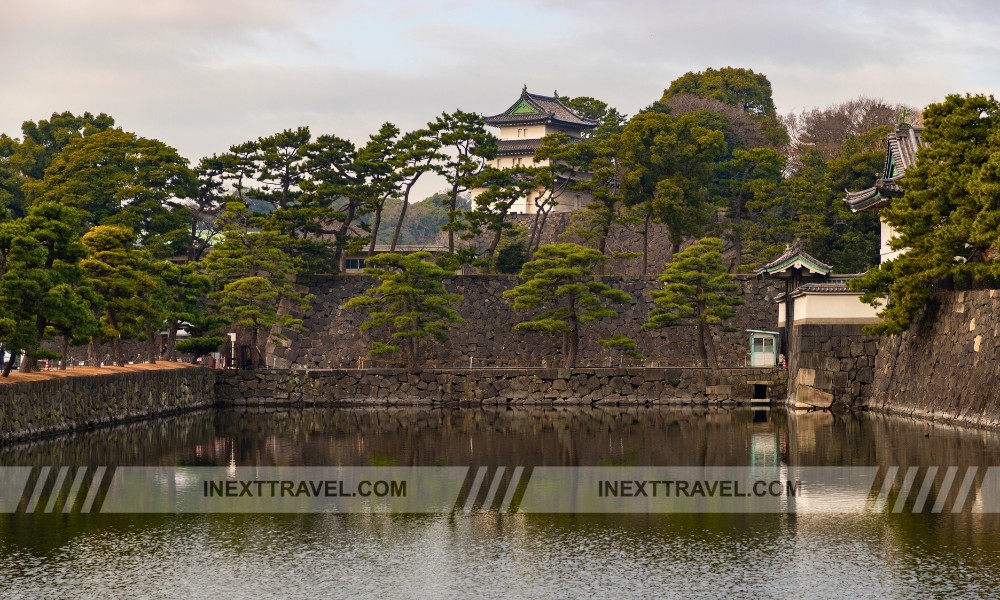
[0,467,32,513]
[100,467,468,513]
[7,465,1000,514]
[518,467,880,513]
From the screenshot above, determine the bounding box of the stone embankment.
[271,275,781,369]
[215,367,786,406]
[0,365,216,443]
[864,290,1000,428]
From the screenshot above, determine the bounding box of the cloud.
[1,0,998,198]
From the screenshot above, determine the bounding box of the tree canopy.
[503,243,632,368]
[851,94,1000,334]
[345,251,463,370]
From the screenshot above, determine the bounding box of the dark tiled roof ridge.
[484,88,599,128]
[757,242,833,275]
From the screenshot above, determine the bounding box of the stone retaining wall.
[788,324,878,408]
[270,275,781,369]
[0,367,217,443]
[867,290,1000,427]
[215,367,787,407]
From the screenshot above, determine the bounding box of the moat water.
[2,406,1000,598]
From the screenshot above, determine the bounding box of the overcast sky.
[2,0,999,198]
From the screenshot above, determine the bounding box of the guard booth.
[747,330,780,367]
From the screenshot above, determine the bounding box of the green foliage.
[0,200,95,373]
[619,111,727,268]
[22,129,194,259]
[851,94,1000,334]
[495,242,527,274]
[80,225,159,365]
[462,165,538,266]
[202,201,310,365]
[659,67,787,145]
[430,110,498,252]
[175,336,226,357]
[644,237,743,367]
[344,252,463,369]
[503,243,632,367]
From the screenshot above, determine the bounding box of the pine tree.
[644,237,743,368]
[503,243,632,368]
[345,252,463,370]
[851,94,1000,334]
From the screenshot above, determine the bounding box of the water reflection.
[2,406,1000,598]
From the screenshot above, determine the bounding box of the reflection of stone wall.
[270,275,781,369]
[868,291,1000,427]
[216,367,786,406]
[788,324,878,408]
[0,366,216,443]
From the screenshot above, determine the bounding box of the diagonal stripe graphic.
[952,466,978,513]
[44,467,70,513]
[80,466,106,513]
[463,467,488,513]
[931,466,958,513]
[63,467,89,514]
[911,466,938,513]
[892,467,919,513]
[873,466,898,512]
[482,467,506,511]
[25,467,51,514]
[499,466,524,513]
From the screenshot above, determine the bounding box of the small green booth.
[747,330,780,367]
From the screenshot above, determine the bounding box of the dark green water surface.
[2,406,1000,598]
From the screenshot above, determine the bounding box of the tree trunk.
[1,352,15,377]
[90,339,101,367]
[166,324,178,361]
[60,335,70,370]
[535,207,551,253]
[447,183,459,253]
[367,205,384,257]
[114,337,124,367]
[251,328,260,368]
[566,295,578,368]
[695,320,709,368]
[642,213,651,275]
[408,337,419,372]
[20,353,36,373]
[146,324,158,364]
[526,209,543,259]
[390,175,422,252]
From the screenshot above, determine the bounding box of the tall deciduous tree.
[644,237,743,368]
[503,243,632,368]
[345,251,463,370]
